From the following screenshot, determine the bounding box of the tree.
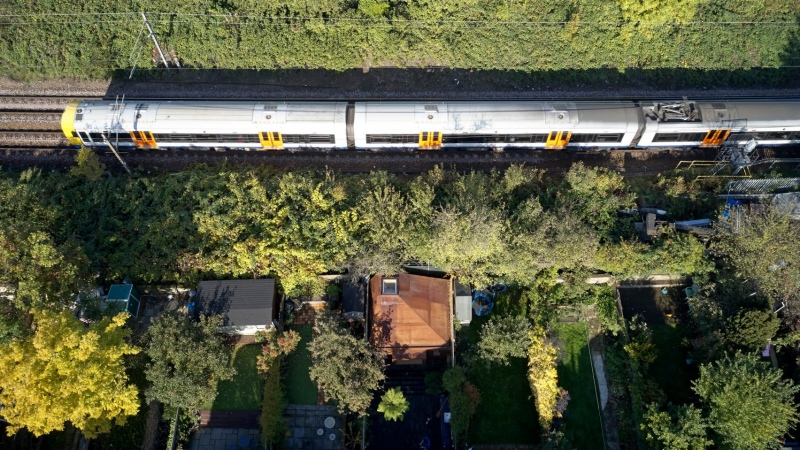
[476,315,531,365]
[377,388,409,422]
[308,313,385,415]
[259,360,287,448]
[0,309,140,438]
[145,312,235,411]
[724,309,780,350]
[692,352,800,450]
[442,367,481,439]
[70,148,105,181]
[527,325,561,430]
[712,207,800,320]
[255,328,300,375]
[642,403,711,450]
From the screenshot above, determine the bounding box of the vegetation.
[259,359,287,448]
[642,403,711,450]
[1,0,798,80]
[527,325,561,430]
[308,313,385,415]
[693,352,800,450]
[442,367,482,440]
[144,312,235,411]
[0,310,139,438]
[209,344,263,411]
[377,388,409,422]
[284,325,318,405]
[255,328,301,375]
[1,163,799,447]
[475,315,531,366]
[553,322,604,450]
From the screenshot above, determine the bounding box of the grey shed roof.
[342,282,366,320]
[196,279,276,327]
[455,280,472,325]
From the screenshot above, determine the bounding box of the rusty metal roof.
[370,274,451,360]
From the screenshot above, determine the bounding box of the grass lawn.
[649,323,693,405]
[284,324,317,405]
[467,357,540,444]
[554,322,605,450]
[461,317,538,445]
[209,344,263,411]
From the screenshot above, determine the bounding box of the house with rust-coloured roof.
[196,279,278,335]
[369,273,452,363]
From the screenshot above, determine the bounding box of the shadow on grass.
[649,323,695,405]
[284,324,318,405]
[210,344,263,411]
[554,322,605,450]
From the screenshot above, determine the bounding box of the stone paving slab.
[190,428,262,450]
[283,404,343,450]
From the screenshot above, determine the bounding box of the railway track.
[0,131,68,147]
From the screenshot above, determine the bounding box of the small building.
[196,279,277,335]
[454,280,472,326]
[106,284,142,318]
[369,273,452,363]
[342,281,366,321]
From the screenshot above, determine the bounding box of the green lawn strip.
[554,322,605,450]
[648,323,692,405]
[209,344,263,411]
[467,357,539,444]
[284,324,317,405]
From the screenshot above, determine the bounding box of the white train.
[61,99,800,150]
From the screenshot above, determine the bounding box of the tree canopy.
[308,313,385,416]
[0,310,140,438]
[692,352,800,450]
[144,312,235,411]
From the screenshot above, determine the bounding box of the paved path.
[284,404,343,450]
[190,428,261,450]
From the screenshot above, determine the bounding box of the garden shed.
[342,281,366,321]
[454,280,472,326]
[106,284,142,318]
[196,279,277,335]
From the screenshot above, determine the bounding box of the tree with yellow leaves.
[527,325,560,430]
[0,309,140,438]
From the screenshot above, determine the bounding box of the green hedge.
[1,0,797,79]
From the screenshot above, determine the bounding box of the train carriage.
[62,98,800,152]
[637,100,800,148]
[66,100,348,150]
[353,101,642,150]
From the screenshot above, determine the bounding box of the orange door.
[259,132,284,149]
[701,129,730,147]
[545,131,571,149]
[418,131,442,149]
[129,131,157,148]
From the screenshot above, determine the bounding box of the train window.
[110,133,133,142]
[682,133,705,141]
[282,134,336,144]
[366,134,418,144]
[653,133,682,142]
[89,132,105,141]
[309,135,335,144]
[569,134,593,143]
[441,134,549,144]
[765,132,792,140]
[71,131,79,137]
[78,131,89,141]
[595,134,624,142]
[218,134,260,143]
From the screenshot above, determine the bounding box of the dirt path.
[584,304,620,450]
